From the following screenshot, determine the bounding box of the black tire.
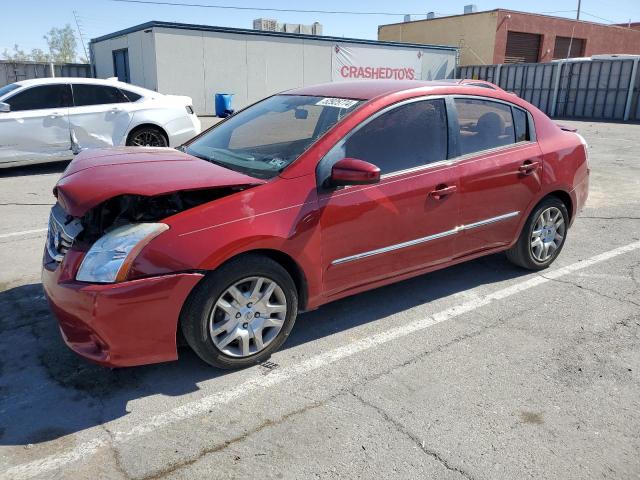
[506,196,569,270]
[126,126,168,147]
[181,255,298,369]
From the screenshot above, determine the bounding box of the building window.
[505,31,542,63]
[553,36,585,59]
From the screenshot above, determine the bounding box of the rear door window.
[5,84,72,111]
[454,98,516,155]
[72,84,129,106]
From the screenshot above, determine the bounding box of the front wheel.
[181,255,298,369]
[506,197,569,270]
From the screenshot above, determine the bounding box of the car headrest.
[477,112,505,137]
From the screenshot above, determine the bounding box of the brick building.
[379,9,640,66]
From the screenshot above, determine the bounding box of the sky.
[2,0,640,59]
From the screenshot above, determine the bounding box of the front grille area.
[46,203,83,262]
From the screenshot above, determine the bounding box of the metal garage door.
[505,32,541,63]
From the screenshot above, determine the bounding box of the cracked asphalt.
[1,120,639,480]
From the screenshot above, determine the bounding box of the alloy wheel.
[530,206,565,262]
[209,276,287,358]
[130,130,167,147]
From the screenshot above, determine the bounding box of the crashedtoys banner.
[332,44,424,82]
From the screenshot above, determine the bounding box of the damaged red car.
[43,80,589,369]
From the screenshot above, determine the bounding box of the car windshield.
[0,83,20,100]
[185,95,362,179]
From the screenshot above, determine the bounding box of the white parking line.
[0,228,47,239]
[4,239,640,480]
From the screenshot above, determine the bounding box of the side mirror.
[0,102,9,113]
[329,158,380,187]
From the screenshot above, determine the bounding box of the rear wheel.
[126,126,168,147]
[506,197,569,270]
[181,255,298,369]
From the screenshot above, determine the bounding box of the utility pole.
[73,10,89,62]
[566,0,581,59]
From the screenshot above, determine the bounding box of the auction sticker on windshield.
[316,98,359,109]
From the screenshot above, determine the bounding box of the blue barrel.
[215,93,234,118]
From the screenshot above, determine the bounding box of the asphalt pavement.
[0,120,639,480]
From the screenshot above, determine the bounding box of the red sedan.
[43,80,589,369]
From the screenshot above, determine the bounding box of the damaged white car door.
[0,83,73,166]
[67,83,135,150]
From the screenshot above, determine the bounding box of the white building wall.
[93,26,457,115]
[91,31,157,90]
[154,28,205,110]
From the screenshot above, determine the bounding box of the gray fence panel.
[457,65,498,84]
[457,58,639,121]
[496,63,558,115]
[632,62,640,121]
[0,61,91,86]
[556,60,633,120]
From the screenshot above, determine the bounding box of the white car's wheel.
[127,127,168,147]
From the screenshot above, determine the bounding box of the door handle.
[429,184,457,200]
[110,107,121,112]
[518,160,540,175]
[49,112,63,118]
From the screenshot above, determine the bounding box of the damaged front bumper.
[42,249,203,367]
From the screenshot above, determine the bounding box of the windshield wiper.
[185,149,229,169]
[209,147,256,162]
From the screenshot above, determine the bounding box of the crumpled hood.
[55,147,265,217]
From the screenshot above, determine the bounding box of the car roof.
[284,79,505,101]
[11,77,158,98]
[14,77,145,91]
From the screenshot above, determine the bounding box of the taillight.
[185,105,194,114]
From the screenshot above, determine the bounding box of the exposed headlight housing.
[76,223,168,283]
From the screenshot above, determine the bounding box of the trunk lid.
[55,147,265,217]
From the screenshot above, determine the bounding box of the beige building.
[379,9,640,66]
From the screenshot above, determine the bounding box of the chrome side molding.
[331,211,519,266]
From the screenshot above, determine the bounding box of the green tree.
[1,44,30,61]
[1,24,85,63]
[29,48,51,62]
[44,25,77,63]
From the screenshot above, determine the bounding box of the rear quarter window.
[120,89,142,102]
[513,107,529,142]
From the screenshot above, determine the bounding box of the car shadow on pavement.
[0,160,69,178]
[0,252,527,446]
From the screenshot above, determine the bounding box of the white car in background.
[0,77,201,168]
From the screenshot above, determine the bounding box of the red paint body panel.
[42,80,589,367]
[55,147,264,217]
[454,142,543,256]
[43,249,203,367]
[319,164,459,297]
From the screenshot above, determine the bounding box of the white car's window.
[72,84,129,106]
[0,83,20,99]
[120,89,142,102]
[5,84,72,112]
[455,98,516,155]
